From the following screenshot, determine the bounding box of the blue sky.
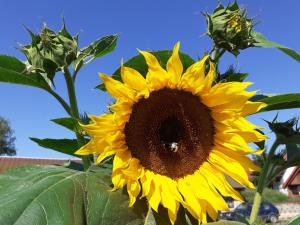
[0,0,299,159]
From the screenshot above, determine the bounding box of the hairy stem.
[63,67,91,170]
[249,140,280,224]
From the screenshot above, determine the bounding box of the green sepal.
[286,144,300,165]
[254,129,265,150]
[218,66,248,82]
[19,23,78,83]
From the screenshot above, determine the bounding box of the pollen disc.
[125,88,215,178]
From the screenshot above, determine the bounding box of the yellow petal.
[201,61,216,92]
[178,178,202,219]
[89,113,114,124]
[241,101,267,116]
[140,170,153,198]
[95,147,117,164]
[122,158,142,179]
[138,50,169,90]
[147,178,161,212]
[201,163,244,202]
[121,66,148,93]
[215,132,255,153]
[113,150,131,172]
[100,73,136,101]
[158,176,181,223]
[209,150,255,189]
[75,138,105,155]
[167,201,179,225]
[111,170,126,190]
[186,172,229,212]
[109,100,133,114]
[254,149,265,155]
[127,179,141,207]
[202,82,252,107]
[179,55,208,93]
[167,42,183,88]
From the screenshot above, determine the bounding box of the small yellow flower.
[76,42,267,224]
[228,14,243,33]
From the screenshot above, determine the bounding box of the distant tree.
[0,117,16,156]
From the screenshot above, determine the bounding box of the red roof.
[282,166,300,189]
[0,157,81,173]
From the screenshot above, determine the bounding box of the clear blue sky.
[0,0,299,159]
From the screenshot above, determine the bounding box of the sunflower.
[76,42,267,224]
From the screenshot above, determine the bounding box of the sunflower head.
[205,1,255,55]
[76,42,267,224]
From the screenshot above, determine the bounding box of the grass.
[241,188,300,204]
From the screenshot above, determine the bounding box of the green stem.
[63,67,91,171]
[249,140,280,224]
[211,47,225,63]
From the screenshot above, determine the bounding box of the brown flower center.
[124,88,215,179]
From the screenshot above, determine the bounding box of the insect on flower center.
[159,116,184,152]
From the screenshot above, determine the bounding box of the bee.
[163,142,179,153]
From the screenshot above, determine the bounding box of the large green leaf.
[96,50,195,91]
[286,214,300,225]
[0,55,26,72]
[252,31,300,63]
[0,55,49,89]
[0,165,216,225]
[30,137,80,157]
[251,93,300,112]
[0,165,86,225]
[51,117,81,132]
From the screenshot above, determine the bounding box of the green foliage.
[0,116,16,156]
[74,34,118,67]
[241,188,297,204]
[251,31,300,63]
[205,1,255,55]
[265,117,300,140]
[30,137,80,157]
[1,2,300,224]
[20,24,78,82]
[96,50,195,91]
[0,22,118,90]
[218,66,248,82]
[285,144,300,166]
[252,93,300,112]
[0,55,50,89]
[0,165,241,225]
[51,117,81,133]
[286,214,300,225]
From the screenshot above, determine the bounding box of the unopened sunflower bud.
[205,1,255,55]
[19,22,78,82]
[266,117,300,143]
